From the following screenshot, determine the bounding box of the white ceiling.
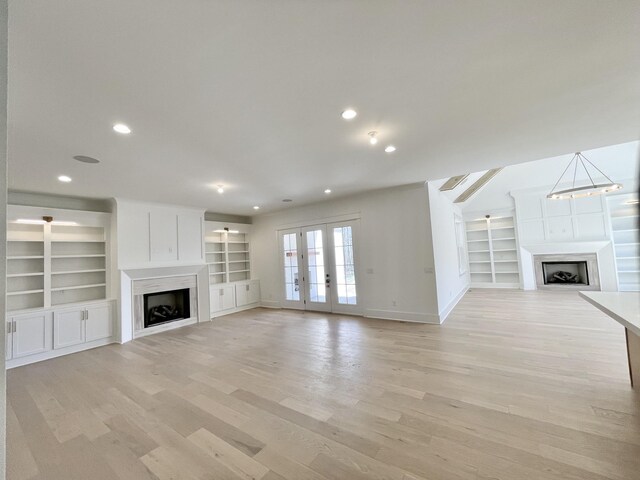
[8,1,640,215]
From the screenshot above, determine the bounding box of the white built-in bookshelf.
[204,229,251,285]
[466,215,520,288]
[7,220,108,312]
[608,193,639,292]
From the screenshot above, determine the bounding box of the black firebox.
[143,288,191,328]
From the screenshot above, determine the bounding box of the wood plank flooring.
[7,289,640,479]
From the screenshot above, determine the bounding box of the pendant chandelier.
[547,152,622,200]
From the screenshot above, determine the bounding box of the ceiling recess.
[73,155,100,164]
[439,174,469,191]
[454,168,502,203]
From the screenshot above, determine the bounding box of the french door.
[279,220,360,315]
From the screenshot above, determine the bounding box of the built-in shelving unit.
[204,229,251,285]
[466,215,520,288]
[7,212,109,312]
[608,193,640,292]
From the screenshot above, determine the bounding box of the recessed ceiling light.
[113,123,131,134]
[324,189,332,194]
[282,199,292,203]
[253,205,260,210]
[73,155,100,164]
[368,131,378,145]
[58,175,72,182]
[217,185,224,194]
[385,145,396,153]
[341,109,357,120]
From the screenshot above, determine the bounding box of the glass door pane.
[332,225,357,305]
[279,229,304,309]
[303,226,331,311]
[283,232,300,301]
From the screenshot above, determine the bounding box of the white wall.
[115,198,205,269]
[0,0,7,474]
[426,182,470,321]
[252,183,440,323]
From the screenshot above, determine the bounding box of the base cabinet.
[210,280,260,317]
[210,285,236,313]
[11,312,52,359]
[86,304,113,342]
[54,308,85,349]
[236,280,260,307]
[7,300,115,368]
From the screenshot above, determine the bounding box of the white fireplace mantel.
[119,264,210,343]
[519,241,617,291]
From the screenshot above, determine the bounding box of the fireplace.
[533,253,600,291]
[143,288,191,328]
[131,274,199,337]
[542,261,589,286]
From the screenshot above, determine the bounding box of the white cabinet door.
[211,285,237,312]
[54,308,85,349]
[85,304,113,342]
[178,212,203,262]
[236,282,259,307]
[13,312,51,358]
[221,285,236,310]
[235,283,249,307]
[6,323,12,361]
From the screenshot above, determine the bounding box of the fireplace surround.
[132,274,198,336]
[534,253,600,291]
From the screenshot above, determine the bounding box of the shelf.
[494,260,519,263]
[7,289,44,296]
[7,272,44,278]
[493,248,516,252]
[470,261,491,264]
[8,256,44,260]
[492,237,516,241]
[490,226,515,231]
[51,283,106,292]
[207,262,226,265]
[229,269,250,273]
[467,239,490,243]
[613,228,639,233]
[51,239,105,243]
[227,241,249,244]
[469,249,490,253]
[209,272,226,276]
[228,260,250,264]
[52,269,106,275]
[7,239,44,242]
[614,242,640,247]
[495,271,519,274]
[229,250,250,253]
[51,254,106,258]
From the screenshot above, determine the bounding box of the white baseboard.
[364,308,440,324]
[438,285,469,323]
[259,300,281,309]
[7,337,115,369]
[210,303,261,319]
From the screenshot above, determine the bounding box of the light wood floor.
[7,290,640,480]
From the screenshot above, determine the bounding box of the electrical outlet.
[392,300,397,307]
[366,268,374,274]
